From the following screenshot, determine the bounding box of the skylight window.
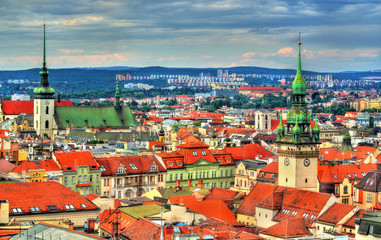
[347,174,351,178]
[361,172,366,177]
[292,211,298,216]
[81,203,87,209]
[333,174,337,179]
[178,162,183,166]
[353,173,358,178]
[168,162,173,166]
[12,208,22,213]
[65,204,74,209]
[303,213,309,218]
[47,205,58,211]
[282,209,290,214]
[192,151,198,157]
[30,207,40,212]
[201,150,207,156]
[311,215,317,219]
[100,165,106,172]
[129,163,138,170]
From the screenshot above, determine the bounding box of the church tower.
[34,24,55,139]
[276,39,320,191]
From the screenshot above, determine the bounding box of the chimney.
[198,180,203,189]
[188,179,192,187]
[0,200,9,224]
[176,180,181,187]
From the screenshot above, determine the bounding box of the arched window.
[36,106,38,114]
[46,106,49,114]
[45,120,49,129]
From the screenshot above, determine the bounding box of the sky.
[0,0,381,72]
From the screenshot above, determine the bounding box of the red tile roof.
[183,200,237,223]
[168,195,197,205]
[316,203,355,224]
[85,194,100,201]
[318,163,377,183]
[1,100,34,115]
[11,159,61,174]
[226,144,273,161]
[121,218,161,240]
[205,187,240,201]
[343,209,365,228]
[0,159,16,173]
[99,209,136,234]
[320,146,376,162]
[0,181,98,215]
[260,218,312,238]
[237,182,276,216]
[53,151,99,172]
[272,187,332,227]
[1,100,73,115]
[259,162,278,174]
[95,155,166,176]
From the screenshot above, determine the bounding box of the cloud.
[58,49,85,54]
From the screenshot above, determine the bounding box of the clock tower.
[276,39,320,192]
[34,24,55,139]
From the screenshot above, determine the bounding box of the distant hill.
[0,66,381,96]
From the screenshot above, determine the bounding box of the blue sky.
[0,0,381,72]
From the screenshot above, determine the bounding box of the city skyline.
[0,0,381,72]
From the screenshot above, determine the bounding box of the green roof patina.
[118,204,169,219]
[291,41,306,95]
[55,106,138,129]
[158,186,209,199]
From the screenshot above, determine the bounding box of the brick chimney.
[198,180,203,188]
[176,180,181,187]
[188,179,192,187]
[0,200,9,225]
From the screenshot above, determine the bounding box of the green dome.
[34,87,55,95]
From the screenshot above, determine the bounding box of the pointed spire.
[114,79,121,108]
[296,33,302,78]
[43,23,46,70]
[34,24,55,99]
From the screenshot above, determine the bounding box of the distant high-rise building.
[217,69,223,78]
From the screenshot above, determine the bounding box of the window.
[370,225,374,234]
[333,174,337,179]
[169,174,172,181]
[84,175,87,182]
[344,186,348,194]
[72,176,75,184]
[292,211,298,216]
[192,151,198,156]
[81,203,87,208]
[180,173,183,180]
[367,193,372,203]
[150,163,157,172]
[201,150,206,156]
[361,172,366,176]
[46,106,49,114]
[178,162,183,166]
[45,120,49,128]
[311,215,317,219]
[47,205,58,211]
[30,206,40,212]
[168,162,173,166]
[65,204,74,209]
[117,165,124,174]
[64,177,68,184]
[353,173,358,178]
[100,165,106,172]
[78,176,82,183]
[90,175,93,183]
[303,213,309,218]
[12,208,22,213]
[342,198,349,204]
[130,163,138,170]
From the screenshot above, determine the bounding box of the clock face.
[45,100,50,105]
[304,158,310,167]
[284,158,290,166]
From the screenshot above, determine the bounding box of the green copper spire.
[277,112,285,132]
[115,79,121,108]
[34,24,55,99]
[292,39,306,95]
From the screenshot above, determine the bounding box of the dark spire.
[34,24,55,99]
[115,79,121,108]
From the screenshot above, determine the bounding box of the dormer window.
[192,151,198,156]
[201,150,206,156]
[168,162,173,166]
[117,165,124,174]
[178,162,183,166]
[150,163,157,172]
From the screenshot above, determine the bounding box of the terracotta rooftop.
[237,182,276,216]
[317,203,356,224]
[260,218,312,238]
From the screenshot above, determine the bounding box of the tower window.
[45,120,49,128]
[286,178,288,182]
[46,106,49,114]
[305,178,308,183]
